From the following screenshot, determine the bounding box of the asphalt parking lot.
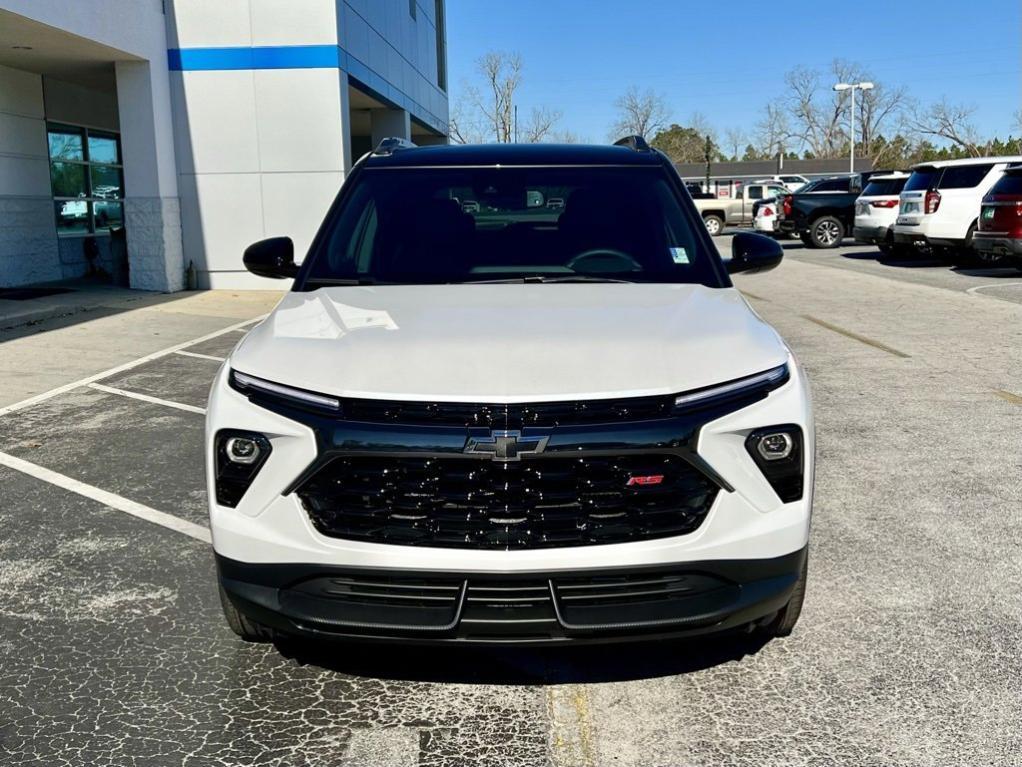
[1,239,1020,766]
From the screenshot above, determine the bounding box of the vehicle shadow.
[272,631,773,684]
[839,249,946,268]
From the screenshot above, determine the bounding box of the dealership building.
[0,0,449,291]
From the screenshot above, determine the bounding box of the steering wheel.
[566,249,643,273]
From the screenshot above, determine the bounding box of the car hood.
[231,284,789,402]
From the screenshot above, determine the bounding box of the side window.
[748,186,763,200]
[815,179,844,192]
[938,164,994,189]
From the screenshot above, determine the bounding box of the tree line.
[449,52,1021,168]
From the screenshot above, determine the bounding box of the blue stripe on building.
[167,45,341,71]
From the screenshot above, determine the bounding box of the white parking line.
[0,316,261,418]
[87,383,206,415]
[174,350,227,362]
[0,450,211,543]
[966,281,1022,296]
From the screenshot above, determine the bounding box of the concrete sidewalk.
[0,286,283,407]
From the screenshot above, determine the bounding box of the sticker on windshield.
[669,247,690,264]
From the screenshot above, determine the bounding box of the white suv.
[894,157,1022,260]
[208,138,814,647]
[853,172,909,254]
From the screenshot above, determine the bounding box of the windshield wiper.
[459,275,635,284]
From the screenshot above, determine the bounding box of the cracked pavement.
[0,244,1020,765]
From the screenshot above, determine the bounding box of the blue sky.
[446,0,1021,145]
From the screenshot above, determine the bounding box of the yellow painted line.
[994,389,1022,405]
[546,684,596,767]
[801,315,911,358]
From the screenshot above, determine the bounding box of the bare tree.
[449,51,560,143]
[907,99,982,156]
[724,127,747,160]
[448,99,486,145]
[610,86,671,140]
[521,105,563,143]
[756,102,792,158]
[468,51,522,143]
[857,82,907,157]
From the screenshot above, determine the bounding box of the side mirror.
[243,237,298,279]
[727,232,784,275]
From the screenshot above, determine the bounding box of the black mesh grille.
[339,395,675,428]
[297,454,718,550]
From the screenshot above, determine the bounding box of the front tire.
[218,579,274,642]
[703,214,724,236]
[807,216,844,248]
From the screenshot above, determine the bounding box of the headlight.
[230,369,341,412]
[673,363,789,412]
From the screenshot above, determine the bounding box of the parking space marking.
[801,314,911,358]
[966,281,1022,296]
[994,389,1022,405]
[87,383,207,415]
[174,350,227,362]
[0,315,261,418]
[0,450,211,543]
[547,685,596,767]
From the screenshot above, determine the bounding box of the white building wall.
[0,64,61,286]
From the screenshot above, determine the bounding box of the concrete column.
[115,60,184,292]
[339,70,354,174]
[370,107,411,148]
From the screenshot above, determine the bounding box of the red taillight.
[762,206,775,217]
[870,199,899,208]
[925,190,941,214]
[626,475,664,487]
[782,195,792,217]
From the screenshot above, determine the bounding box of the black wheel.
[703,214,724,236]
[218,579,273,642]
[807,216,844,248]
[760,554,808,638]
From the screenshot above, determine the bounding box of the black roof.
[363,142,664,167]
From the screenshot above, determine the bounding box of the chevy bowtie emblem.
[464,430,549,462]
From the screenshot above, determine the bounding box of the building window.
[409,0,416,19]
[47,123,124,236]
[434,0,446,91]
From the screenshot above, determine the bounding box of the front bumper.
[217,546,807,644]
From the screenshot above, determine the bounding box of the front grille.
[339,395,675,428]
[296,454,718,549]
[276,569,738,637]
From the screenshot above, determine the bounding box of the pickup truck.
[694,182,789,235]
[777,175,867,248]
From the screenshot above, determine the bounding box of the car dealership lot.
[1,243,1020,766]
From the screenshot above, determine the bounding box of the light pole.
[833,81,874,173]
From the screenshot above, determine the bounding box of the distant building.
[0,1,449,290]
[676,158,875,197]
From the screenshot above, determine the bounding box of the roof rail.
[613,135,652,152]
[373,137,418,156]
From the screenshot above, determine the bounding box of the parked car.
[210,137,814,647]
[753,198,780,235]
[765,174,810,192]
[694,181,790,235]
[893,156,1022,262]
[778,175,864,248]
[972,164,1022,270]
[853,172,910,255]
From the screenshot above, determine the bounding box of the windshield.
[904,168,940,192]
[300,166,723,287]
[990,172,1022,195]
[862,178,907,196]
